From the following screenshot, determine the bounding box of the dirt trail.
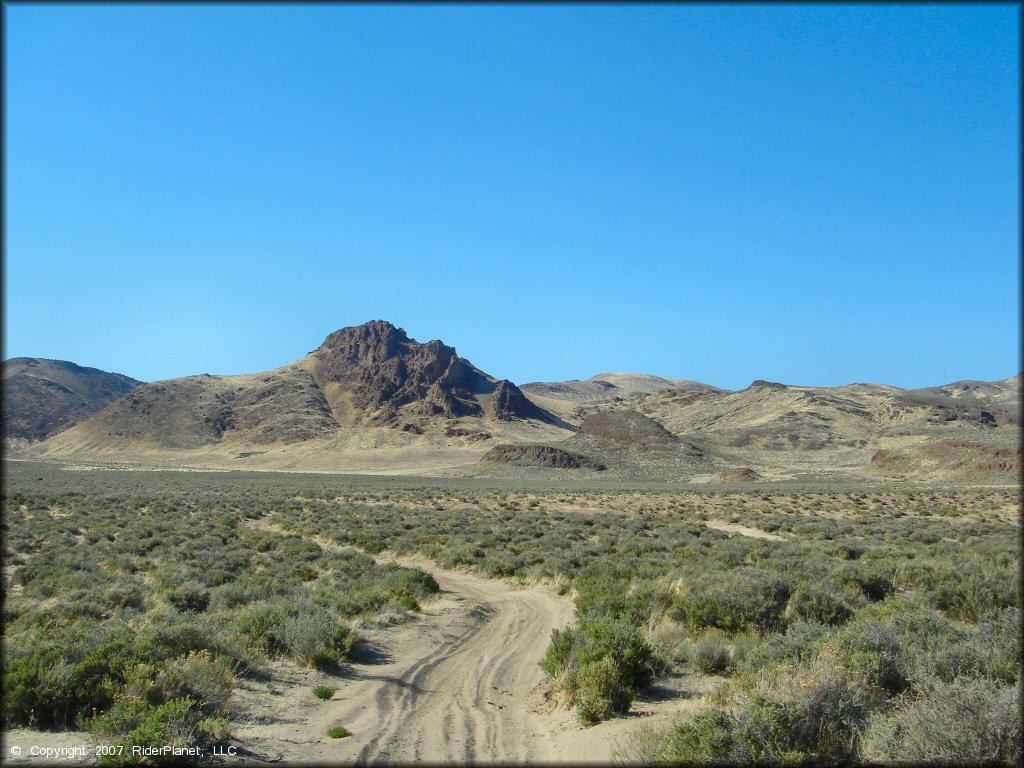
[235,521,580,764]
[349,565,571,763]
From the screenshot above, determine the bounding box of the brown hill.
[870,442,1021,481]
[2,358,141,441]
[15,331,1018,484]
[31,322,566,470]
[481,374,1020,483]
[521,372,720,401]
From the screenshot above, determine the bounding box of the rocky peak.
[317,320,416,365]
[311,321,549,425]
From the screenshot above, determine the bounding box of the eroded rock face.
[481,444,606,470]
[314,321,482,418]
[493,379,549,422]
[312,321,544,424]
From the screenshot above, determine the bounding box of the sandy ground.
[704,520,786,541]
[227,525,718,764]
[229,550,576,764]
[2,729,95,766]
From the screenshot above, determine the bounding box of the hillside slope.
[31,322,569,472]
[480,376,1020,483]
[2,358,141,441]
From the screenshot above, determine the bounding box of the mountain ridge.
[5,323,1019,482]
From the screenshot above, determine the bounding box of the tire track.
[243,519,575,764]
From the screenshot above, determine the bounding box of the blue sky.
[4,4,1019,390]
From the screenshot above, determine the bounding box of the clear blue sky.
[4,4,1019,390]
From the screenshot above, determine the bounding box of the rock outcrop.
[312,321,547,424]
[481,444,606,470]
[717,467,762,482]
[29,321,559,455]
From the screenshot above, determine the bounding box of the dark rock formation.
[481,444,606,470]
[493,379,550,421]
[312,321,546,425]
[718,467,762,482]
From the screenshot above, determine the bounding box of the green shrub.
[90,694,230,766]
[723,664,877,763]
[852,597,990,688]
[146,651,234,716]
[734,696,806,763]
[208,581,269,610]
[328,725,351,738]
[233,601,354,668]
[166,581,210,613]
[647,619,689,673]
[574,656,632,725]
[675,568,790,634]
[313,685,335,700]
[233,603,288,656]
[785,584,853,626]
[381,567,438,598]
[540,614,653,723]
[741,621,832,673]
[279,609,354,668]
[977,607,1021,684]
[395,595,420,612]
[825,620,908,695]
[691,629,732,675]
[829,561,895,602]
[482,550,525,577]
[137,615,247,668]
[860,676,1021,764]
[2,631,136,728]
[615,709,736,764]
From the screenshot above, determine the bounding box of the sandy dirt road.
[234,522,585,764]
[346,563,574,764]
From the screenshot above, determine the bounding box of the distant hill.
[31,321,565,470]
[521,372,721,403]
[11,327,1019,483]
[480,375,1021,483]
[2,358,141,441]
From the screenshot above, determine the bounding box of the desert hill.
[8,326,1019,483]
[520,372,723,423]
[28,322,569,472]
[2,358,141,442]
[489,375,1020,483]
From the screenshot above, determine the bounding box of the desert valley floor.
[2,459,1019,765]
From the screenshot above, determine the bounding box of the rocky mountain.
[29,322,565,468]
[2,358,141,441]
[310,321,549,426]
[10,326,1018,484]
